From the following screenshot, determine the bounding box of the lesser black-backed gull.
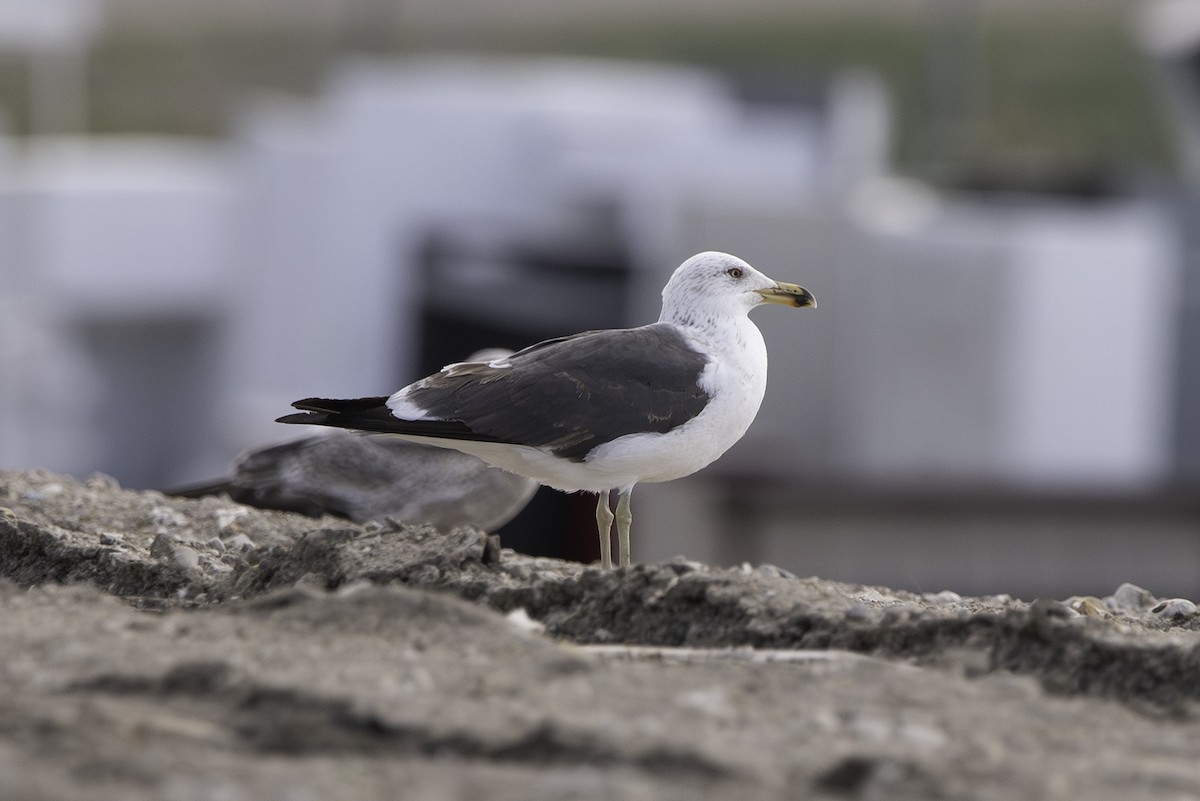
[277,251,815,568]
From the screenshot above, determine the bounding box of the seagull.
[277,252,815,568]
[169,430,538,531]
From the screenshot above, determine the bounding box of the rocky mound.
[2,469,1199,800]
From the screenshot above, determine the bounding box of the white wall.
[999,201,1178,488]
[663,194,1179,491]
[0,137,233,482]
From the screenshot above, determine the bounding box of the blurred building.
[0,48,1196,598]
[1144,0,1200,483]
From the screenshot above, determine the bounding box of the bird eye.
[726,267,743,279]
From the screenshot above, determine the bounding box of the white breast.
[578,316,769,487]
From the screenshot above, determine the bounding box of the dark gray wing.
[278,323,711,462]
[403,323,711,460]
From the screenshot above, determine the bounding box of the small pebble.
[151,506,187,530]
[927,590,962,606]
[334,579,375,597]
[665,557,703,575]
[1108,582,1156,613]
[214,508,248,532]
[410,564,441,583]
[1150,599,1197,619]
[149,532,180,559]
[224,534,256,552]
[203,536,226,552]
[858,589,903,606]
[755,563,798,580]
[171,545,200,570]
[1029,598,1079,619]
[505,608,545,636]
[1066,596,1109,618]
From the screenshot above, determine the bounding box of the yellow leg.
[616,490,632,568]
[595,491,614,569]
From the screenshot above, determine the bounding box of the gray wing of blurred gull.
[170,349,538,532]
[173,431,537,532]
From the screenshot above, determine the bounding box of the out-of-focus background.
[4,0,1200,598]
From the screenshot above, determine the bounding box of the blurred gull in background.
[172,349,538,532]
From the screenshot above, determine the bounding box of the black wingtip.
[291,397,327,411]
[291,396,391,414]
[277,395,506,443]
[276,412,324,425]
[276,396,398,433]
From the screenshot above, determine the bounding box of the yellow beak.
[756,282,816,309]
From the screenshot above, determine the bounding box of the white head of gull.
[278,251,815,568]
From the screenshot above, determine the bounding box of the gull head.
[659,251,816,325]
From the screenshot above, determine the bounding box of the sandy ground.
[3,468,1200,800]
